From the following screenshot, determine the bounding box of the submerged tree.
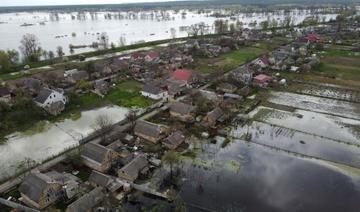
[56,46,64,58]
[99,32,109,49]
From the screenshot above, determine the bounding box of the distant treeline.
[0,0,359,13]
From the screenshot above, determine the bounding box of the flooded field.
[268,91,360,120]
[0,10,337,56]
[0,105,128,181]
[179,140,360,212]
[231,121,360,168]
[251,107,360,144]
[291,83,360,103]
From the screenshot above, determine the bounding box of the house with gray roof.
[89,170,130,193]
[203,107,225,128]
[163,131,186,150]
[19,171,78,210]
[65,70,89,84]
[169,102,196,123]
[141,83,168,100]
[134,120,169,143]
[66,187,105,212]
[34,88,67,116]
[118,155,149,182]
[23,78,42,95]
[81,143,119,173]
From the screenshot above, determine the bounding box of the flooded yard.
[179,140,360,212]
[268,91,360,120]
[0,105,128,181]
[231,121,360,169]
[251,106,360,144]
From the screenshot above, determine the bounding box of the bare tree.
[94,114,112,132]
[93,114,113,141]
[56,46,64,58]
[19,34,41,62]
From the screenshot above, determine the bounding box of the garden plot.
[230,121,360,169]
[268,91,360,120]
[251,107,360,144]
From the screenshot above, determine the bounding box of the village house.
[253,74,272,87]
[93,62,113,77]
[66,187,105,212]
[118,155,149,182]
[169,102,196,123]
[93,79,109,96]
[0,87,11,103]
[299,32,324,43]
[110,57,130,73]
[23,78,42,95]
[170,69,196,87]
[163,131,186,150]
[64,69,89,84]
[89,170,130,194]
[216,83,238,93]
[106,140,131,158]
[134,120,169,143]
[232,66,254,85]
[141,83,168,100]
[19,171,79,210]
[81,142,119,173]
[145,51,160,63]
[254,55,270,69]
[203,107,225,128]
[34,88,67,116]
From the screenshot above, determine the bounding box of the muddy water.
[251,107,360,144]
[179,141,360,212]
[268,92,360,120]
[0,105,128,181]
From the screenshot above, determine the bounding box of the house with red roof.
[254,55,270,69]
[170,69,195,87]
[253,74,272,87]
[299,32,323,43]
[131,52,143,61]
[145,51,160,62]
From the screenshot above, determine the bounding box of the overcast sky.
[1,0,182,7]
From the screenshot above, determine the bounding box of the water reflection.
[0,105,128,181]
[180,141,360,212]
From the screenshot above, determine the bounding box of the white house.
[141,83,168,100]
[34,88,67,115]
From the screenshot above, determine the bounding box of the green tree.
[162,151,181,179]
[0,51,11,72]
[7,49,19,64]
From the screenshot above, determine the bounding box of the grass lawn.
[106,80,153,108]
[313,50,360,81]
[195,46,267,74]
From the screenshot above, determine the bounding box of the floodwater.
[0,10,337,56]
[179,140,360,212]
[231,121,360,169]
[251,106,360,144]
[0,105,128,181]
[268,91,360,120]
